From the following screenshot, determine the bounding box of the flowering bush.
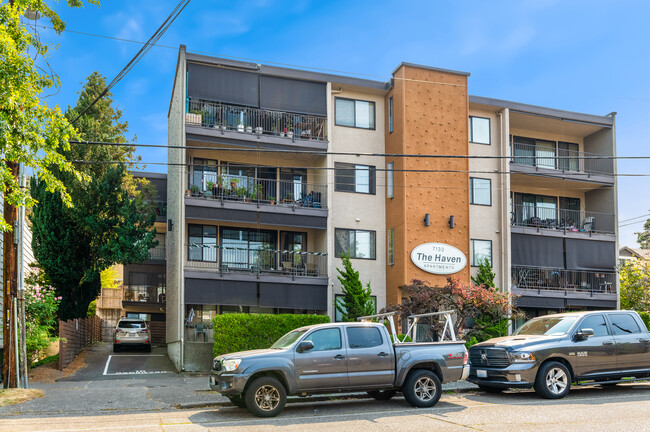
[25,269,62,362]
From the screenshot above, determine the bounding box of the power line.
[69,0,191,124]
[618,213,650,223]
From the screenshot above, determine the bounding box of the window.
[188,224,217,262]
[512,193,558,226]
[190,158,218,192]
[335,229,376,259]
[511,136,565,170]
[558,142,579,172]
[220,227,276,270]
[469,116,490,144]
[578,315,609,337]
[335,295,377,322]
[386,162,394,198]
[303,328,341,351]
[387,228,395,266]
[388,97,394,133]
[335,98,376,129]
[470,178,491,206]
[470,239,492,266]
[347,327,383,349]
[609,314,641,335]
[335,162,376,194]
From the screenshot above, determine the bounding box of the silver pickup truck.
[210,311,469,417]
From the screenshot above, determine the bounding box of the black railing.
[186,174,327,209]
[511,204,615,234]
[147,245,166,261]
[186,99,327,141]
[512,266,616,294]
[511,142,614,175]
[186,244,327,277]
[123,285,166,303]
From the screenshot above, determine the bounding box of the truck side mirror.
[574,328,594,340]
[296,340,315,353]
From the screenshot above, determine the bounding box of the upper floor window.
[335,98,376,130]
[335,228,376,259]
[335,162,376,194]
[386,162,394,198]
[470,178,491,206]
[388,97,394,133]
[469,116,490,144]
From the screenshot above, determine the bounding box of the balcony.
[123,285,166,304]
[185,244,327,278]
[510,142,614,184]
[186,99,327,150]
[146,245,166,261]
[511,204,615,236]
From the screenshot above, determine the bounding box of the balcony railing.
[510,142,614,176]
[123,285,166,303]
[511,204,615,234]
[185,244,328,277]
[186,99,327,141]
[147,245,166,261]
[512,266,616,294]
[187,175,327,209]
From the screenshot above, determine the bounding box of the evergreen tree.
[636,217,650,249]
[471,258,496,288]
[335,256,375,322]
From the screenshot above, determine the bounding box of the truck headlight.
[511,352,536,363]
[222,359,242,372]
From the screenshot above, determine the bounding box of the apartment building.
[164,46,618,371]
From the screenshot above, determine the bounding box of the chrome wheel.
[414,376,437,401]
[545,367,568,395]
[254,385,281,411]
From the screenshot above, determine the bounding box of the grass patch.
[30,354,59,369]
[0,389,44,407]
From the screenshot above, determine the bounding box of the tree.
[30,73,157,320]
[1,0,99,230]
[335,255,375,322]
[471,258,496,288]
[619,259,650,311]
[636,218,650,249]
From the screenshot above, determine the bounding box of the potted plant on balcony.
[235,186,247,201]
[268,196,275,205]
[285,114,294,139]
[229,177,239,192]
[185,189,191,197]
[190,184,200,197]
[186,110,201,125]
[251,184,263,202]
[204,181,214,198]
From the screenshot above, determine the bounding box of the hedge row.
[212,313,330,357]
[639,311,650,331]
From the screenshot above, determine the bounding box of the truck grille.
[469,347,510,368]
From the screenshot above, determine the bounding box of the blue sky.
[38,0,649,247]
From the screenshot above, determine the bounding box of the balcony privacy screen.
[185,278,258,306]
[259,282,328,310]
[187,63,259,107]
[260,76,327,116]
[511,234,564,268]
[565,239,616,270]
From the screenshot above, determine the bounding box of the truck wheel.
[403,369,442,408]
[227,395,247,408]
[534,361,571,399]
[367,390,397,400]
[244,376,287,417]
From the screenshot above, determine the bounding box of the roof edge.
[392,62,471,77]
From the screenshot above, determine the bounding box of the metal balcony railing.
[512,266,616,294]
[147,245,166,261]
[187,174,327,209]
[123,285,166,303]
[186,99,327,141]
[185,244,328,277]
[510,142,614,175]
[511,204,615,234]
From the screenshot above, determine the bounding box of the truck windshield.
[270,329,308,349]
[514,316,578,336]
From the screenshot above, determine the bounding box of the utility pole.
[18,162,28,388]
[2,160,19,389]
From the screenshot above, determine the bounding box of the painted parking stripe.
[102,354,169,376]
[102,355,112,376]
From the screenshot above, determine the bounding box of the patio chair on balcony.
[195,323,208,342]
[583,216,595,232]
[282,261,296,275]
[305,263,319,277]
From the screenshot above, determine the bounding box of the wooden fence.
[58,316,103,371]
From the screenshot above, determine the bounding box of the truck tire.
[367,389,397,400]
[244,376,287,417]
[402,369,442,408]
[227,395,247,408]
[534,361,571,399]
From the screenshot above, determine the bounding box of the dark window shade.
[187,63,259,107]
[260,76,326,116]
[511,234,564,268]
[565,239,616,271]
[184,278,258,306]
[259,282,327,310]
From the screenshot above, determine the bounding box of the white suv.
[113,318,151,352]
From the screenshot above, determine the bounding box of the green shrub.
[212,314,330,357]
[639,311,650,331]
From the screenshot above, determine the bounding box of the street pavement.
[2,342,649,431]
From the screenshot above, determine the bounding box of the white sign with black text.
[410,243,467,275]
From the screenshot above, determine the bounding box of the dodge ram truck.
[210,311,469,417]
[468,310,650,399]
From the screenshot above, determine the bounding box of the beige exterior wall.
[328,86,387,318]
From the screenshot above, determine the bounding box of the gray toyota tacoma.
[210,311,469,417]
[468,310,650,399]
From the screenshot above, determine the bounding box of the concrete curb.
[176,386,478,410]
